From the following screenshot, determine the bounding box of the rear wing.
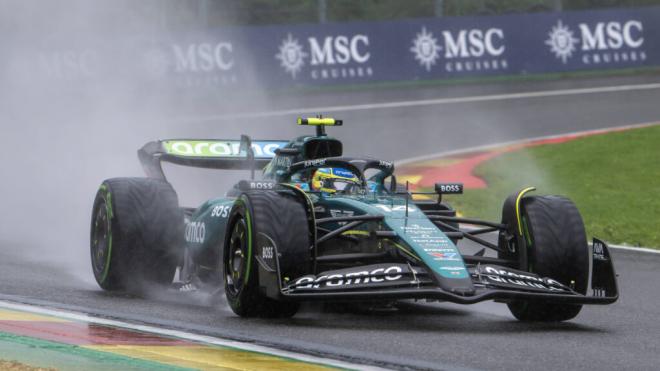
[138,136,288,180]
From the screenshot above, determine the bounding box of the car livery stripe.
[99,183,113,284]
[342,230,370,237]
[163,140,288,159]
[385,239,421,262]
[515,187,536,236]
[237,197,254,286]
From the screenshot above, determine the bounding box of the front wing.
[268,239,618,305]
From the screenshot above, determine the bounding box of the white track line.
[176,82,660,123]
[396,121,660,165]
[0,300,383,371]
[608,244,660,254]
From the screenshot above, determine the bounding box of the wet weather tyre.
[224,191,310,318]
[90,178,183,291]
[505,195,589,322]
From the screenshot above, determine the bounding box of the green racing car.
[90,117,618,321]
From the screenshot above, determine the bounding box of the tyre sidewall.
[223,191,308,318]
[90,184,120,289]
[224,195,255,315]
[523,196,589,294]
[90,178,182,292]
[505,195,589,322]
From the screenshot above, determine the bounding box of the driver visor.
[322,178,356,191]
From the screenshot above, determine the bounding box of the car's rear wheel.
[224,191,310,317]
[500,195,589,322]
[90,178,183,291]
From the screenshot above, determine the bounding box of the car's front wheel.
[500,195,589,322]
[224,190,310,317]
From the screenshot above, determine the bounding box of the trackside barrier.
[7,6,660,91]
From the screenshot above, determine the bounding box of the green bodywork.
[180,132,471,292]
[314,195,468,280]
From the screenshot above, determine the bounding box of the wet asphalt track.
[2,73,660,370]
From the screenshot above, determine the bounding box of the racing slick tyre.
[501,195,589,322]
[90,178,183,291]
[224,191,310,318]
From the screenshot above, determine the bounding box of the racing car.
[90,117,618,321]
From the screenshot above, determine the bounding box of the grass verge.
[442,125,660,248]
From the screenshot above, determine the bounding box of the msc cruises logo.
[275,34,308,79]
[410,26,507,73]
[545,19,646,65]
[545,20,579,64]
[410,27,441,72]
[275,32,372,80]
[142,42,237,87]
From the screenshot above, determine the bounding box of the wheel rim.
[226,218,247,296]
[91,201,110,278]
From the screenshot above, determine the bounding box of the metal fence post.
[553,0,563,11]
[434,0,444,17]
[198,0,210,27]
[318,0,327,23]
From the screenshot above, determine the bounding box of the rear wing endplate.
[138,137,288,180]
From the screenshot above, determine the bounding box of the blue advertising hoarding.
[141,6,660,89]
[7,6,660,91]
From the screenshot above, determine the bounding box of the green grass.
[442,125,660,248]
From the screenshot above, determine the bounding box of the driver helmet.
[311,168,360,194]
